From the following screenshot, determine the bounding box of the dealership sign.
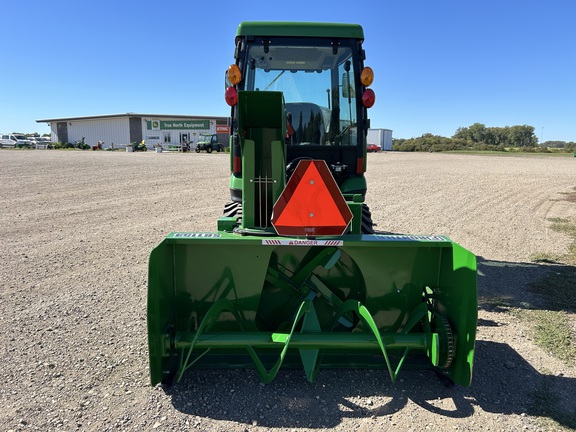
[147,120,210,130]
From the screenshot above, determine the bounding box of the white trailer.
[367,128,393,151]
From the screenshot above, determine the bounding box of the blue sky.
[2,0,575,142]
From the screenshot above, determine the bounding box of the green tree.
[453,123,486,144]
[507,125,537,147]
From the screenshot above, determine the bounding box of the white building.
[36,113,229,149]
[367,128,393,151]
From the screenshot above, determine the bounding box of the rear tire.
[207,146,213,153]
[361,203,375,234]
[223,202,242,227]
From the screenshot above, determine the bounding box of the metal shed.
[36,113,229,149]
[367,128,393,151]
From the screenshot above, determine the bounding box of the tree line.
[393,123,576,153]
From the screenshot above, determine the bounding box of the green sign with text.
[147,120,210,130]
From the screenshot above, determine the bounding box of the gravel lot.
[1,150,575,431]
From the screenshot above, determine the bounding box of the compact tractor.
[148,22,477,387]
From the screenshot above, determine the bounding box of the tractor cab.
[225,22,375,206]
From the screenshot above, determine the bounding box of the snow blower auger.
[148,22,477,387]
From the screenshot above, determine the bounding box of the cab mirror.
[224,70,232,90]
[342,72,355,99]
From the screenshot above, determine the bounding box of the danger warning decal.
[262,239,343,246]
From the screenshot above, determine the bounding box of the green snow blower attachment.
[148,21,477,388]
[148,233,476,387]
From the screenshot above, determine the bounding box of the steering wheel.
[285,157,313,181]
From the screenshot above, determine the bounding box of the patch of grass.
[526,213,576,367]
[532,217,576,265]
[558,190,576,203]
[514,308,576,366]
[548,217,576,238]
[530,252,563,264]
[530,215,576,309]
[507,195,576,430]
[532,310,576,364]
[444,150,574,157]
[568,242,576,260]
[547,217,569,224]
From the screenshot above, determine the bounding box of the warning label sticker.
[262,239,343,246]
[171,233,222,238]
[367,234,447,242]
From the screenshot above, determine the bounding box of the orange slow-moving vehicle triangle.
[272,160,353,236]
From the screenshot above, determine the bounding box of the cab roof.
[236,22,364,42]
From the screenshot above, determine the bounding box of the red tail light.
[362,89,375,108]
[225,87,238,106]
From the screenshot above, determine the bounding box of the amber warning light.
[225,64,241,106]
[271,160,353,237]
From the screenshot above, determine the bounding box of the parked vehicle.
[36,137,51,146]
[195,133,223,153]
[367,143,381,152]
[0,134,32,148]
[0,135,16,148]
[12,134,32,148]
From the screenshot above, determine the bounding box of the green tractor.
[148,22,477,388]
[195,133,224,153]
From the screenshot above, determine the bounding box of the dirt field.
[1,150,575,431]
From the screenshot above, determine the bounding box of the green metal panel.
[148,233,477,387]
[236,91,286,231]
[340,175,367,196]
[236,21,365,40]
[242,139,256,228]
[228,175,242,196]
[237,91,285,129]
[270,139,286,200]
[348,201,362,234]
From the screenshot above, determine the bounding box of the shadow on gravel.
[165,340,575,429]
[161,256,576,429]
[477,255,576,313]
